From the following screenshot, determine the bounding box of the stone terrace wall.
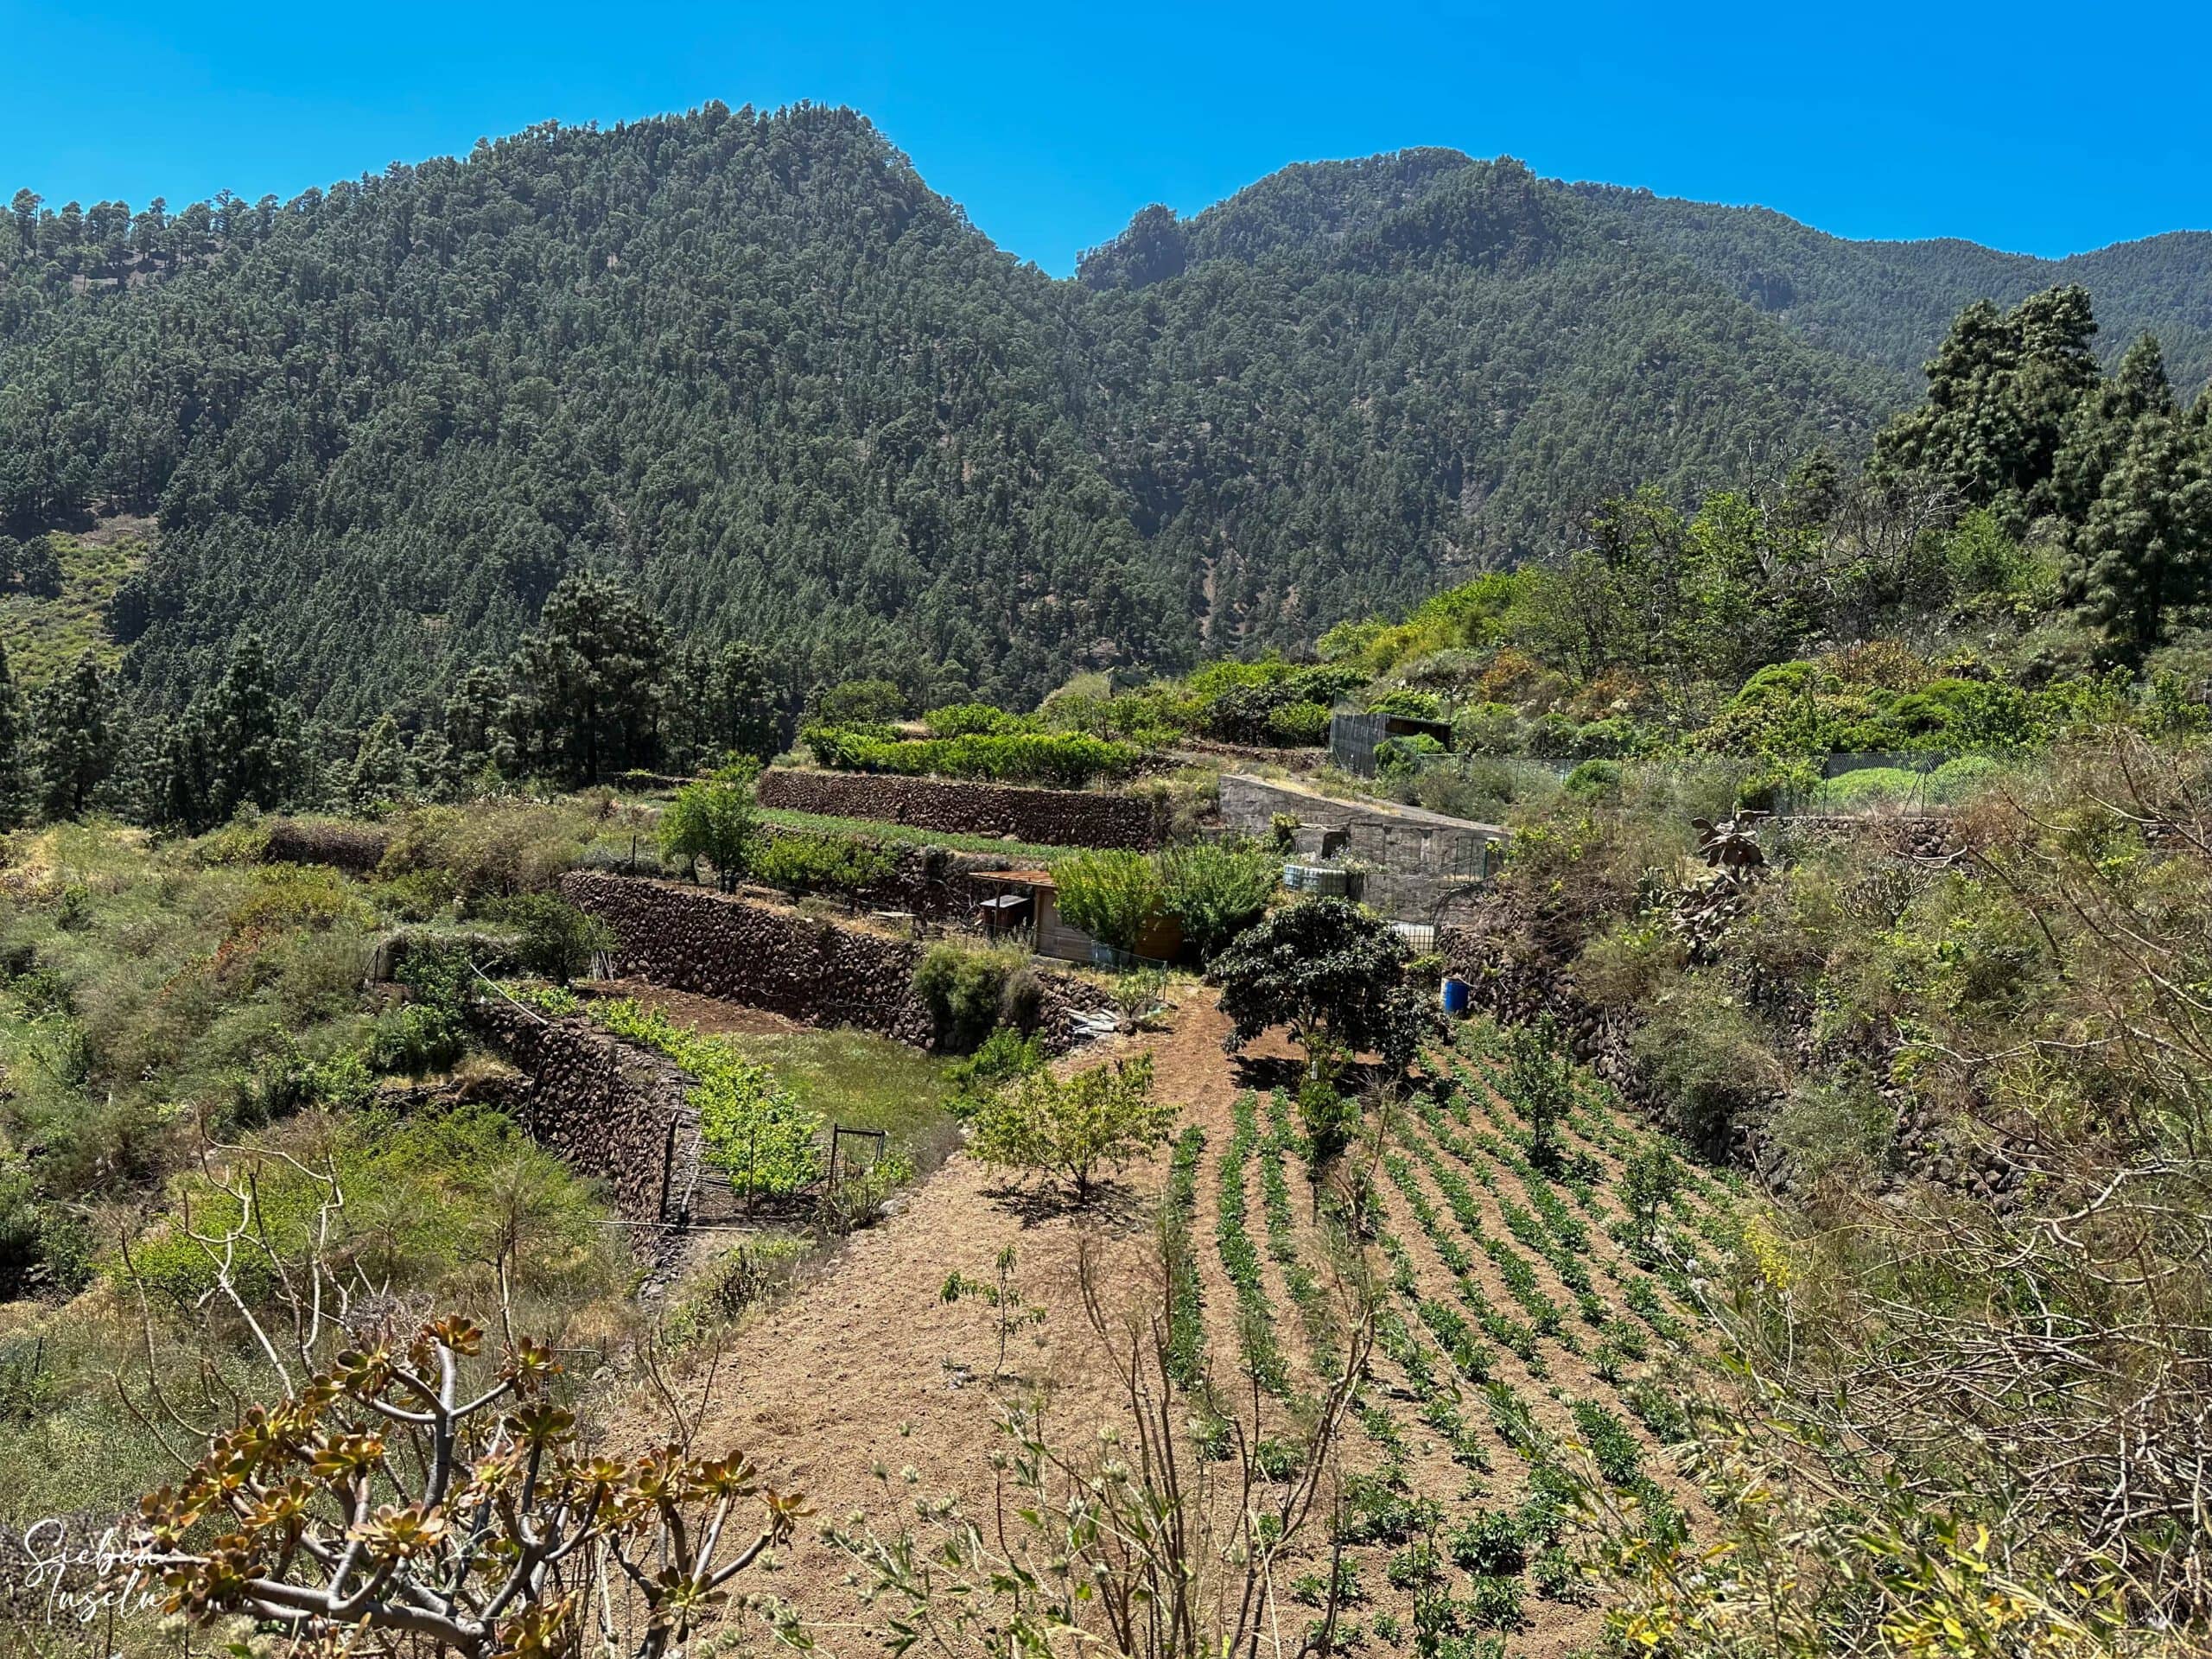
[566,871,938,1044]
[758,767,1161,849]
[470,1000,700,1243]
[563,871,1112,1050]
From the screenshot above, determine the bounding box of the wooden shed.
[972,868,1182,966]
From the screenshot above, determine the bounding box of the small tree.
[1505,1014,1575,1171]
[658,761,759,891]
[497,893,614,986]
[1212,896,1442,1080]
[1618,1138,1681,1258]
[969,1053,1175,1201]
[1155,836,1280,963]
[1052,849,1164,957]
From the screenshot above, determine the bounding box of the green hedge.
[801,726,1143,787]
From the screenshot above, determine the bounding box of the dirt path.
[613,989,1268,1653]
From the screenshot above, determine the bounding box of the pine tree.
[710,642,784,763]
[2069,411,2212,656]
[0,643,30,830]
[348,714,410,811]
[442,665,510,779]
[2047,333,2177,524]
[29,650,114,819]
[161,633,297,829]
[1872,285,2101,521]
[502,574,667,784]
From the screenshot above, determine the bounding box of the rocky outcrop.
[758,767,1161,849]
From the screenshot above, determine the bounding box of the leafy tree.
[1155,837,1281,963]
[1212,896,1441,1077]
[29,649,114,819]
[1504,1014,1576,1171]
[810,677,906,727]
[658,762,759,891]
[1052,849,1165,957]
[968,1052,1173,1201]
[504,574,668,784]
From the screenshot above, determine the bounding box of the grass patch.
[0,530,143,686]
[710,1026,962,1172]
[757,805,1075,864]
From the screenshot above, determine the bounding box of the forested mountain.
[1074,155,1908,645]
[1576,183,2212,391]
[2,105,2208,717]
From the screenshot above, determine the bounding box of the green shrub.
[1297,1078,1357,1162]
[1266,700,1332,746]
[750,832,899,898]
[1564,757,1622,797]
[1630,983,1783,1150]
[1052,849,1164,956]
[922,702,1033,738]
[490,893,613,985]
[377,801,597,901]
[912,943,1032,1052]
[1155,837,1279,963]
[1447,1510,1526,1575]
[944,1026,1046,1116]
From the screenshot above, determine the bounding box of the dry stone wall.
[560,872,1113,1051]
[565,871,938,1043]
[758,767,1161,849]
[469,1000,700,1255]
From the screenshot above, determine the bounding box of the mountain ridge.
[2,103,2208,717]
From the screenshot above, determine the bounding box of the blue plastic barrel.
[1441,978,1471,1016]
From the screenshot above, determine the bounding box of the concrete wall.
[759,767,1161,849]
[1217,773,1503,925]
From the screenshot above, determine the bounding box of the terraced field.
[1162,1017,1741,1657]
[630,995,1737,1659]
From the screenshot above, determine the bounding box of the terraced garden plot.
[1158,1021,1726,1656]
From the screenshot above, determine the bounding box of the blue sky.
[2,2,2206,274]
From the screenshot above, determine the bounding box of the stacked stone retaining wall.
[759,767,1160,849]
[561,872,1112,1050]
[469,1000,700,1258]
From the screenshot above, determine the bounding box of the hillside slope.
[1575,182,2212,391]
[3,109,2208,715]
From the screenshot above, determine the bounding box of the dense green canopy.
[9,107,2205,721]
